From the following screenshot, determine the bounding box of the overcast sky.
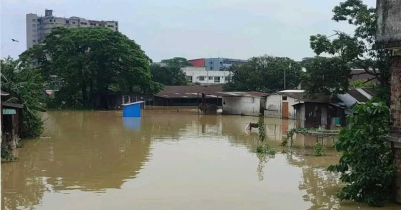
[1,0,376,62]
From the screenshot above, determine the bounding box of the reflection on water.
[2,110,400,210]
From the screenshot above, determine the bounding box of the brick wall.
[391,56,401,135]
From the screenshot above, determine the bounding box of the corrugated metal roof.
[1,90,9,96]
[218,91,268,97]
[155,85,223,98]
[2,102,23,109]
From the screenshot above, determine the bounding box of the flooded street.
[1,110,399,210]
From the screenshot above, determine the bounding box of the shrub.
[328,102,396,207]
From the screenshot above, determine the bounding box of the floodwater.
[1,110,400,210]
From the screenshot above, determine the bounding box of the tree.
[160,57,192,67]
[150,64,187,86]
[301,56,351,95]
[20,27,162,109]
[1,57,45,138]
[328,102,396,207]
[307,0,391,102]
[224,56,302,92]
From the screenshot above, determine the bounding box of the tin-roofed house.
[281,88,374,129]
[264,90,302,119]
[221,92,268,116]
[1,90,24,149]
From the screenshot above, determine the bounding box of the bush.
[256,145,276,155]
[1,144,18,161]
[313,143,325,156]
[328,102,396,207]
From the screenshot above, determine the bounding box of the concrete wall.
[390,56,401,203]
[264,94,297,119]
[377,0,401,44]
[222,96,261,116]
[26,14,38,49]
[182,67,232,84]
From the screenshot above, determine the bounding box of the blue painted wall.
[123,103,142,117]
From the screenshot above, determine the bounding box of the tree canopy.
[150,63,187,86]
[301,57,351,95]
[306,0,391,101]
[224,56,302,92]
[160,57,192,68]
[21,27,162,109]
[1,57,45,138]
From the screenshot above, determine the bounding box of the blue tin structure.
[122,101,144,117]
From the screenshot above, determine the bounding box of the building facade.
[189,58,247,70]
[182,67,232,84]
[26,9,118,49]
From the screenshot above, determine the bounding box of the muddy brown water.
[1,110,400,210]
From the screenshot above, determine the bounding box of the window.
[32,19,36,21]
[32,40,36,42]
[186,76,192,82]
[282,96,287,101]
[32,29,36,32]
[210,67,213,70]
[81,22,87,25]
[72,22,76,24]
[32,24,36,27]
[66,20,69,24]
[214,77,220,83]
[225,76,231,82]
[199,76,205,81]
[208,76,213,80]
[108,25,114,27]
[90,23,96,26]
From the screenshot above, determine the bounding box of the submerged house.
[280,88,374,129]
[1,90,24,148]
[221,92,268,116]
[264,90,300,119]
[153,85,223,106]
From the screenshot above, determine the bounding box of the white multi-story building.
[182,67,232,84]
[26,9,118,49]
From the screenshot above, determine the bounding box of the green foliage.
[20,27,162,109]
[349,79,375,88]
[313,143,325,156]
[151,63,187,85]
[1,57,44,138]
[224,56,302,92]
[258,115,266,142]
[161,57,192,68]
[256,145,276,155]
[328,102,395,207]
[1,144,18,161]
[307,0,391,101]
[301,57,351,95]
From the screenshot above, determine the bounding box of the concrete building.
[376,0,401,203]
[189,58,247,71]
[264,90,300,119]
[182,67,232,84]
[221,92,268,116]
[26,9,118,49]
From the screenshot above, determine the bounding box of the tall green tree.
[21,27,162,109]
[1,57,45,138]
[301,56,351,95]
[224,56,302,92]
[307,0,391,102]
[161,57,192,67]
[150,64,187,86]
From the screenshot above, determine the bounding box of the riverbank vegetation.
[328,102,395,207]
[1,57,45,138]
